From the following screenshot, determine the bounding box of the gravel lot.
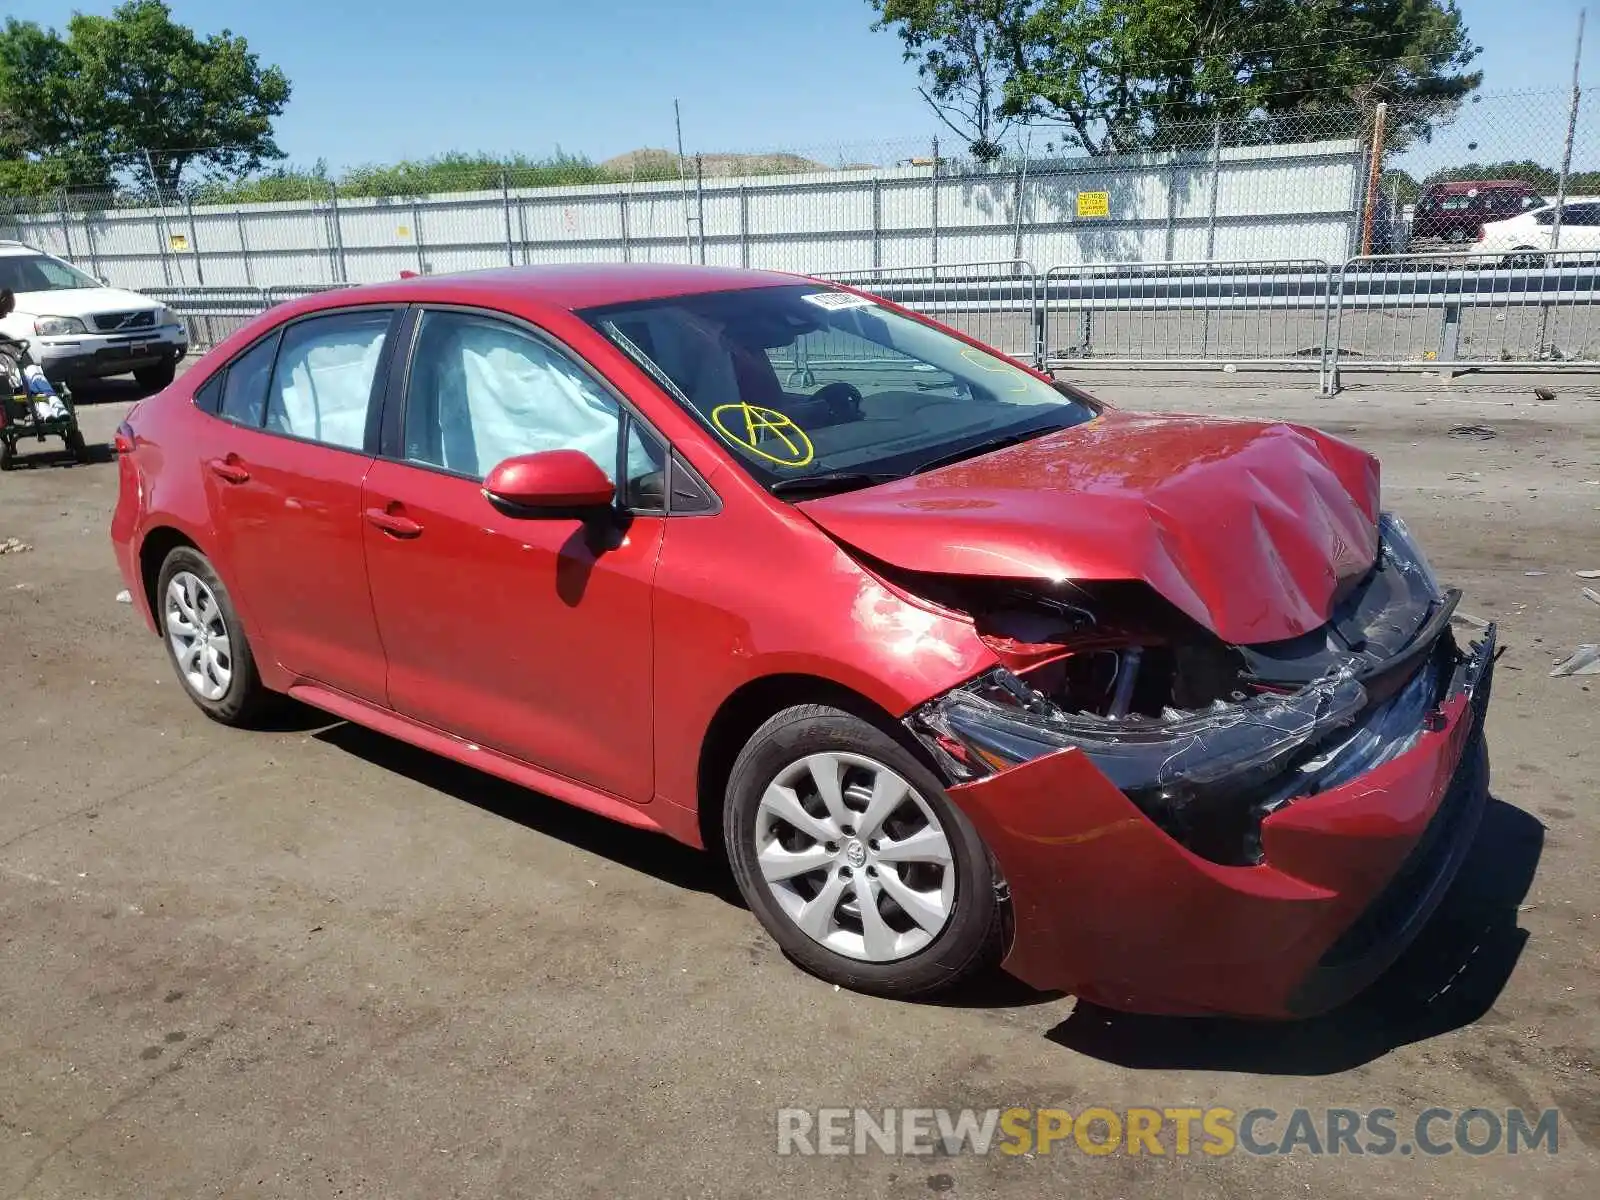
[0,365,1596,1198]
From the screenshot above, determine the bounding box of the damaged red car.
[110,265,1495,1018]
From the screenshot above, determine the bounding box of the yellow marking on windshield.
[710,402,816,468]
[959,347,1030,392]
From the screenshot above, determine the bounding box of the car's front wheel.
[724,704,1004,998]
[155,546,273,725]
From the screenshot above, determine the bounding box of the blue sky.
[4,0,1595,167]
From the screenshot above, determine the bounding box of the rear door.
[199,306,401,702]
[359,307,668,802]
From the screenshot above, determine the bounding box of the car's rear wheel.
[1504,247,1546,269]
[156,546,272,725]
[724,704,1004,998]
[134,360,176,391]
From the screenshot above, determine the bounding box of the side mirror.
[482,450,615,516]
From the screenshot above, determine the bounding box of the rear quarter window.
[217,334,280,427]
[193,374,223,414]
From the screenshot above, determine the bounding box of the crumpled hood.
[799,410,1381,645]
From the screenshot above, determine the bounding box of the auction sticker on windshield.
[802,292,877,311]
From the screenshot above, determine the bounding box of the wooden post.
[1359,102,1388,257]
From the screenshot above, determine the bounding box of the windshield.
[0,253,99,293]
[582,284,1096,492]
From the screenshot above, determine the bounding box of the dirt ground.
[0,365,1596,1199]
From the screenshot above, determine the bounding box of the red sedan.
[110,265,1495,1017]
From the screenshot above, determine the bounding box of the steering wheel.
[812,380,863,424]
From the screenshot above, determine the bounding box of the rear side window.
[265,310,391,450]
[218,334,279,426]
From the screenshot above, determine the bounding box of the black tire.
[65,428,88,463]
[1504,248,1545,270]
[134,360,176,391]
[723,704,1004,999]
[155,546,274,726]
[0,439,13,471]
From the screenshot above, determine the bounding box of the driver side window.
[403,310,662,503]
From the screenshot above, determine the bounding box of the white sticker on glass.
[801,291,877,311]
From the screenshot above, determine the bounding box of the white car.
[0,242,188,389]
[1477,197,1600,261]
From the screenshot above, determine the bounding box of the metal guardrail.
[146,284,355,349]
[152,253,1600,394]
[815,261,1039,364]
[1041,258,1338,390]
[1326,248,1600,392]
[146,286,269,349]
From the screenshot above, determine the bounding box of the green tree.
[870,1,1028,160]
[1380,168,1421,206]
[871,0,1481,155]
[1422,161,1558,191]
[0,0,290,192]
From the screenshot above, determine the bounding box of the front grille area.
[91,310,156,333]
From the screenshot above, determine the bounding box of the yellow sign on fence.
[1076,191,1110,218]
[168,233,190,252]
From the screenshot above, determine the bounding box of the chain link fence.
[5,87,1598,389]
[3,91,1593,278]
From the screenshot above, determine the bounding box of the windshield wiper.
[770,472,900,499]
[911,427,1060,475]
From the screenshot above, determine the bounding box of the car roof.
[294,263,811,314]
[0,241,51,257]
[1515,195,1600,213]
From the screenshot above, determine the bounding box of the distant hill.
[601,149,841,177]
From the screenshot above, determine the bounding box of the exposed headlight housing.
[33,316,87,336]
[915,664,1368,790]
[905,511,1461,865]
[1377,511,1441,598]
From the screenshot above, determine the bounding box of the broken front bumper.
[944,624,1495,1018]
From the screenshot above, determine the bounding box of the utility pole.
[1539,8,1585,361]
[1551,8,1587,252]
[675,99,692,261]
[144,149,175,286]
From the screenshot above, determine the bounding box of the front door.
[360,308,666,803]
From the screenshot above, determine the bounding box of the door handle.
[365,507,424,538]
[206,456,250,484]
